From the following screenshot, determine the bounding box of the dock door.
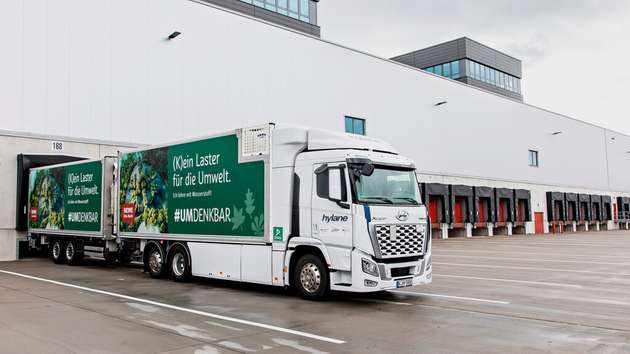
[494,188,515,235]
[421,183,451,237]
[513,189,531,234]
[546,192,566,233]
[473,186,495,236]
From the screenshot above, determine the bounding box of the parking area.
[1,231,629,353]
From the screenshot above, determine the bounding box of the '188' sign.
[51,141,64,152]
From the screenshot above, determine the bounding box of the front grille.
[374,224,425,259]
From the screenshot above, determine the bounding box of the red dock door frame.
[517,200,526,223]
[534,212,544,234]
[498,199,507,222]
[454,197,464,223]
[428,196,439,224]
[568,203,575,221]
[478,200,486,223]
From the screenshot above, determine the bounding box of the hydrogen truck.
[27,124,432,299]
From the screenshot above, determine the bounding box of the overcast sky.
[318,0,630,134]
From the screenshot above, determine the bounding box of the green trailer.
[27,157,117,264]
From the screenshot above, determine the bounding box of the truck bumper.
[331,248,432,293]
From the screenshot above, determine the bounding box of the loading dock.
[616,197,630,229]
[590,195,603,231]
[449,185,474,238]
[494,188,515,235]
[513,189,533,234]
[565,193,579,232]
[577,194,592,231]
[546,192,566,233]
[422,183,450,239]
[473,186,495,236]
[602,196,614,230]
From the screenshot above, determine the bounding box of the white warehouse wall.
[1,1,630,192]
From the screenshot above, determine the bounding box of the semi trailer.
[28,124,432,299]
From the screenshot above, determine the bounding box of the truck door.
[311,163,353,271]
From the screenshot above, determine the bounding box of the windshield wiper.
[391,197,419,205]
[362,197,394,204]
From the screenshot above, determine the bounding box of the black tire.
[51,239,66,264]
[293,254,329,300]
[145,243,166,278]
[65,240,83,266]
[168,245,191,282]
[104,252,118,265]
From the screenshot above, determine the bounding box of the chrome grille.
[374,224,425,259]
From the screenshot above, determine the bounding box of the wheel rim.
[172,253,186,277]
[299,262,321,293]
[52,242,61,259]
[66,242,74,260]
[148,250,163,274]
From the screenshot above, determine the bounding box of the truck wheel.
[51,239,66,264]
[294,254,329,300]
[168,245,191,282]
[145,244,166,278]
[65,240,83,265]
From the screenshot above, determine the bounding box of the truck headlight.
[362,258,379,277]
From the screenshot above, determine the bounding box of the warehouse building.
[1,0,629,260]
[391,37,523,101]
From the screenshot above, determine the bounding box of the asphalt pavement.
[1,231,629,353]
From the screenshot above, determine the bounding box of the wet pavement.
[1,231,629,353]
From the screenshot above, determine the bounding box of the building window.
[264,0,276,11]
[422,60,462,80]
[451,61,460,79]
[240,0,310,23]
[345,116,365,135]
[442,63,450,77]
[276,0,288,14]
[528,150,539,167]
[299,0,309,22]
[463,59,522,94]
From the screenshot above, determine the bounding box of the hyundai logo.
[395,210,409,222]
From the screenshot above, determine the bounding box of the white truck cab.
[275,127,432,298]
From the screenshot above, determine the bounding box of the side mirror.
[361,163,375,176]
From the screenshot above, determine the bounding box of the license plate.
[396,278,413,288]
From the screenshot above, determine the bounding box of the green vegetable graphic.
[230,189,264,235]
[119,148,168,233]
[29,168,65,230]
[252,214,264,235]
[231,206,245,230]
[245,189,256,215]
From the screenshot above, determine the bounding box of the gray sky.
[319,0,630,133]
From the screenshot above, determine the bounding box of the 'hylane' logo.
[322,214,349,223]
[395,210,409,222]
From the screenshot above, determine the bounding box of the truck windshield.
[351,166,421,205]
